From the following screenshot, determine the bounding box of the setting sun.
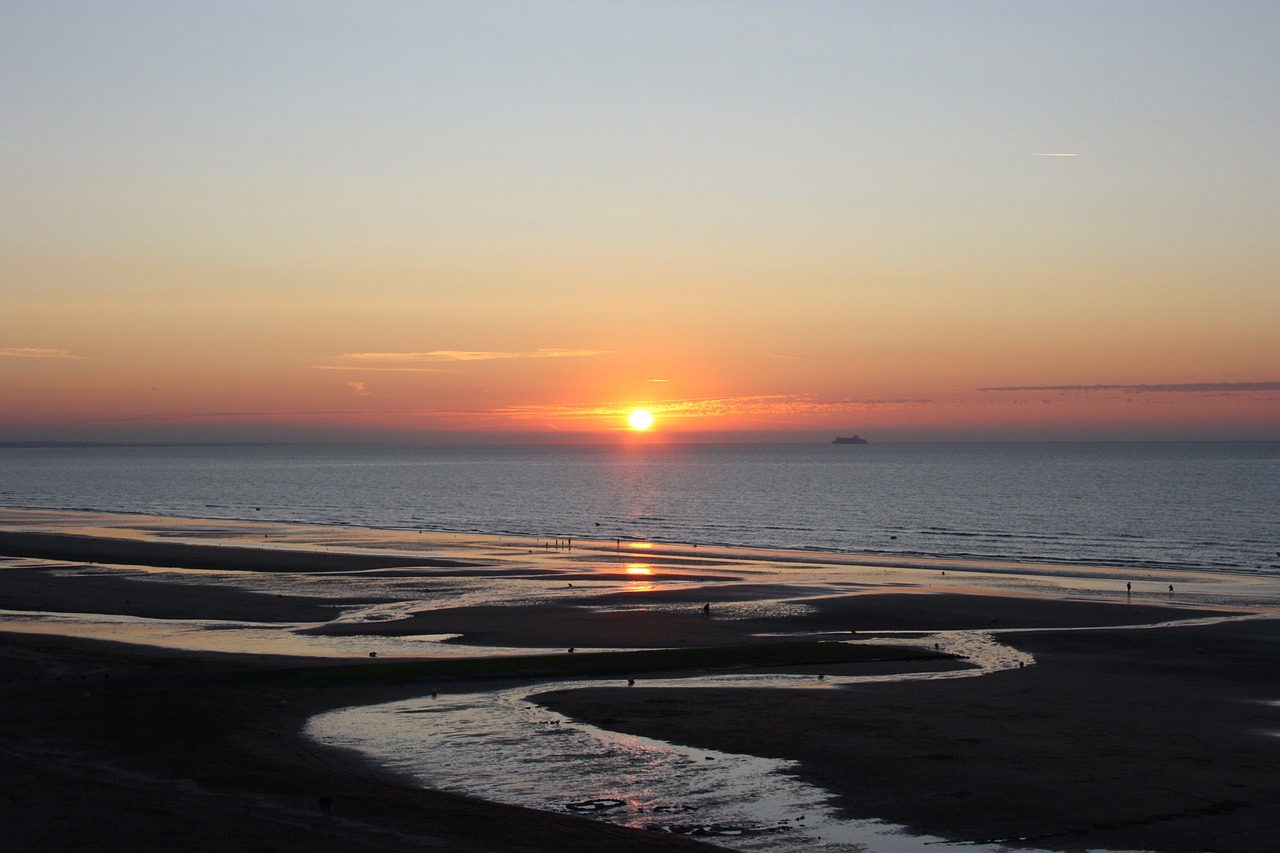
[627,409,654,430]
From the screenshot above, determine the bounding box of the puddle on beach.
[0,610,480,658]
[0,608,669,661]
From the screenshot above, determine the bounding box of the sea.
[1,440,1277,575]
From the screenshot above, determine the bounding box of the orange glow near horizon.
[6,373,1275,442]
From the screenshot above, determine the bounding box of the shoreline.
[3,508,1280,851]
[2,501,1273,579]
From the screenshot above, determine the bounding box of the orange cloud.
[314,365,444,373]
[978,381,1279,394]
[338,349,609,363]
[496,394,933,424]
[313,349,611,373]
[0,347,84,359]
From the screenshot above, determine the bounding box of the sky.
[3,0,1277,443]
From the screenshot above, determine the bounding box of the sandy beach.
[2,508,1278,852]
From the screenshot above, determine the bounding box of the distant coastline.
[0,441,310,449]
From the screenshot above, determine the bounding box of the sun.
[627,408,654,430]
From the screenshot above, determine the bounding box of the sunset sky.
[3,1,1277,443]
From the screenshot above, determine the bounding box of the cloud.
[978,382,1280,393]
[1028,152,1079,157]
[314,365,444,373]
[338,348,609,363]
[0,346,84,359]
[347,381,370,396]
[313,348,609,373]
[497,394,931,421]
[105,409,385,422]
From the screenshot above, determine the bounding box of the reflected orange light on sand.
[625,564,653,575]
[628,542,653,550]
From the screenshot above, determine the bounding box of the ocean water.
[1,441,1276,573]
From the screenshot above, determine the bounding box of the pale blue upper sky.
[7,1,1275,258]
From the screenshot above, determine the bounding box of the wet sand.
[2,508,1279,851]
[538,619,1280,852]
[0,632,729,853]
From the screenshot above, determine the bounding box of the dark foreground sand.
[0,633,730,853]
[3,519,1279,852]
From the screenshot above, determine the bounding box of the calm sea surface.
[1,441,1276,573]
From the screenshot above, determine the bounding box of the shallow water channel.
[307,632,1065,853]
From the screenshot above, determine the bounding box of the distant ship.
[832,435,868,444]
